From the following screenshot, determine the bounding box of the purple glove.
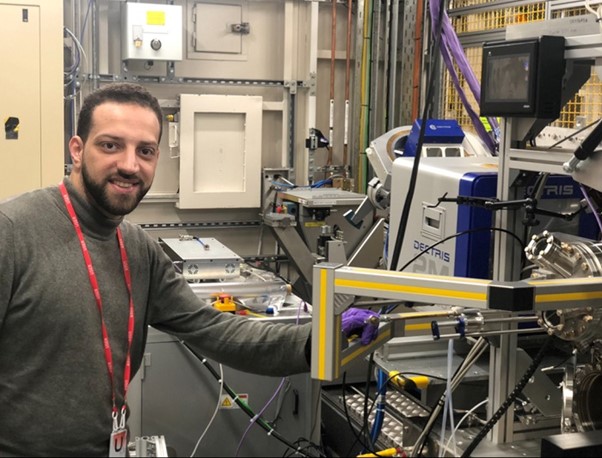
[341,308,380,345]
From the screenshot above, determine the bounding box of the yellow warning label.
[219,394,248,410]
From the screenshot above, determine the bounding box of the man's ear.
[68,136,84,166]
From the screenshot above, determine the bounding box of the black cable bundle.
[179,341,326,457]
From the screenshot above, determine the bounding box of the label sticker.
[219,393,248,409]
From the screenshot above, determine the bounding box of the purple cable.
[431,0,496,153]
[234,299,305,457]
[429,0,499,153]
[235,377,288,457]
[431,1,481,104]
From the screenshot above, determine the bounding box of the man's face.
[69,102,161,218]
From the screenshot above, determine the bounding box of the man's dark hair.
[76,82,163,143]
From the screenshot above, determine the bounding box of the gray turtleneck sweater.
[0,178,311,457]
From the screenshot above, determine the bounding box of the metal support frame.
[270,225,317,288]
[492,13,602,442]
[310,262,602,379]
[311,264,492,381]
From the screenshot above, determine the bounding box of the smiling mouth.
[111,180,138,189]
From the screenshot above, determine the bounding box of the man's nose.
[117,147,140,174]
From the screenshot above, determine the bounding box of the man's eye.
[102,142,117,151]
[140,147,156,156]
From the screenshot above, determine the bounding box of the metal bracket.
[284,80,298,95]
[300,72,317,96]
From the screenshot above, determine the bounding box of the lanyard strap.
[59,182,135,413]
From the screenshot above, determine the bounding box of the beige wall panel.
[0,0,63,200]
[0,4,41,199]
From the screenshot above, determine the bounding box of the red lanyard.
[59,182,135,415]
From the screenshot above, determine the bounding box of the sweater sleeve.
[0,212,15,331]
[144,236,311,377]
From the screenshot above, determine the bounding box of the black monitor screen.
[480,36,565,118]
[485,53,530,102]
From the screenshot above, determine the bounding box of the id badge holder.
[109,408,128,457]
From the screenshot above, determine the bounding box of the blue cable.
[311,178,333,188]
[369,369,388,444]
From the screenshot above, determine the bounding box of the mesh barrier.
[441,46,482,131]
[551,7,602,128]
[452,2,546,34]
[450,0,506,7]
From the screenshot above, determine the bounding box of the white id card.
[109,429,128,457]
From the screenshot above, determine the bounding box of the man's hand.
[341,308,380,345]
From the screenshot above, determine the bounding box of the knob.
[150,39,162,51]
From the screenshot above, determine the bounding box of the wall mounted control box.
[122,2,183,61]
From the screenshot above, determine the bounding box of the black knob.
[150,39,162,51]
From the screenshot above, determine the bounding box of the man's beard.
[81,163,149,216]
